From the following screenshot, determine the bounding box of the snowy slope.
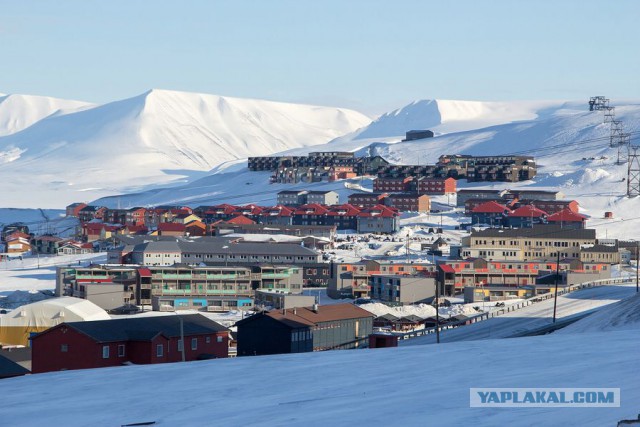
[0,89,371,208]
[1,326,638,426]
[0,93,91,137]
[558,291,640,334]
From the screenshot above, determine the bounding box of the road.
[401,283,636,346]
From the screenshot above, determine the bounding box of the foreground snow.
[1,324,638,426]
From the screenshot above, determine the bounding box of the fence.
[395,277,634,341]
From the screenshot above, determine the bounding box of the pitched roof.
[508,205,548,218]
[47,314,228,343]
[357,204,399,218]
[207,204,239,215]
[547,209,587,222]
[226,215,255,225]
[326,204,361,217]
[471,201,511,214]
[266,304,374,327]
[293,203,330,216]
[260,205,295,217]
[0,354,30,378]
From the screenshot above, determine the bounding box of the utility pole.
[435,280,440,344]
[636,241,639,293]
[175,313,186,362]
[552,251,560,323]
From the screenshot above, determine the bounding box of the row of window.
[59,336,224,360]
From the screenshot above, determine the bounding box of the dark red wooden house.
[31,314,229,374]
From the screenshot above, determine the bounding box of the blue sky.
[1,0,639,115]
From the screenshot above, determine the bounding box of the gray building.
[305,190,339,206]
[513,190,564,201]
[370,274,436,305]
[277,190,308,206]
[358,215,400,234]
[254,290,316,310]
[403,130,434,141]
[72,283,128,311]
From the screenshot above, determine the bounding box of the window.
[206,336,211,344]
[102,345,110,359]
[217,336,223,343]
[60,344,68,352]
[157,344,164,357]
[191,338,198,350]
[118,344,125,357]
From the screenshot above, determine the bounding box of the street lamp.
[552,251,560,323]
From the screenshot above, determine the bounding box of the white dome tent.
[0,297,110,346]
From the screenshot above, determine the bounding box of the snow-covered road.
[402,283,637,346]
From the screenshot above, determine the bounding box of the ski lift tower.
[603,106,616,123]
[627,146,640,197]
[617,133,631,165]
[610,120,624,147]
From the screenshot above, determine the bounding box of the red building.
[31,314,229,374]
[416,177,457,195]
[348,192,388,209]
[373,177,413,193]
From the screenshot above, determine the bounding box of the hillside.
[0,89,371,208]
[1,320,638,426]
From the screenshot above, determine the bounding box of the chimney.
[313,303,318,313]
[293,308,297,315]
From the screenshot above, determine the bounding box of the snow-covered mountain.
[350,98,568,139]
[0,93,91,137]
[0,89,371,208]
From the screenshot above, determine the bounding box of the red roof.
[83,223,122,232]
[326,204,361,217]
[226,215,256,225]
[208,204,239,215]
[439,264,455,273]
[138,268,152,277]
[260,205,294,217]
[232,205,263,216]
[357,204,399,218]
[509,205,548,218]
[293,203,330,216]
[547,208,587,222]
[471,201,511,214]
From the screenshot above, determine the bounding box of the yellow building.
[461,225,596,262]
